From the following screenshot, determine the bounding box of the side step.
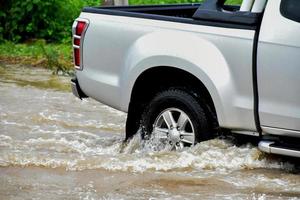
[259,141,300,158]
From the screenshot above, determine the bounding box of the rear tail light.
[74,38,80,46]
[73,19,89,70]
[74,48,80,67]
[76,21,86,35]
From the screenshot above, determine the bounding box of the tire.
[140,88,211,149]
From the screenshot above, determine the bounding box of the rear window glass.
[280,0,300,23]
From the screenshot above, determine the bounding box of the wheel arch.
[125,66,222,139]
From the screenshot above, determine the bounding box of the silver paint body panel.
[75,0,300,138]
[262,126,300,138]
[76,12,256,131]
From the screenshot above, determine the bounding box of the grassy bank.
[0,41,73,75]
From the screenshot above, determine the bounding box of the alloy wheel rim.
[152,108,195,150]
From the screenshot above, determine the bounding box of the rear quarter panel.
[76,12,256,131]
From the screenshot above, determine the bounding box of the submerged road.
[0,65,299,199]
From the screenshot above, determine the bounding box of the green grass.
[0,41,71,59]
[225,0,243,5]
[0,40,73,75]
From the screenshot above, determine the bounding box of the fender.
[120,30,236,128]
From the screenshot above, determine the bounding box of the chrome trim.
[73,35,81,39]
[74,65,81,70]
[262,126,300,138]
[73,45,80,49]
[259,141,300,158]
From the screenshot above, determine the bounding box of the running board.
[259,141,300,158]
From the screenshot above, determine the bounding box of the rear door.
[257,0,300,135]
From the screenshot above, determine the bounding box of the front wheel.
[140,88,211,150]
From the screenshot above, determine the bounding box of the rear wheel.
[140,88,211,150]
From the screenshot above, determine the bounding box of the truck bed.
[83,3,261,30]
[88,4,212,18]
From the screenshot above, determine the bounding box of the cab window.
[280,0,300,23]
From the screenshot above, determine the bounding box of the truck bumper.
[71,78,88,99]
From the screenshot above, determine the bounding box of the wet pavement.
[0,64,299,200]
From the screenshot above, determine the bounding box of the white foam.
[0,132,294,173]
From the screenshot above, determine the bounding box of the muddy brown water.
[0,64,299,200]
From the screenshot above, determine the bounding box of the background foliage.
[0,0,242,43]
[0,0,100,43]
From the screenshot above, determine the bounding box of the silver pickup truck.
[71,0,300,157]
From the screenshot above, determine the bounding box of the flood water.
[0,64,299,200]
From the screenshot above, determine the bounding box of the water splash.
[0,130,292,173]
